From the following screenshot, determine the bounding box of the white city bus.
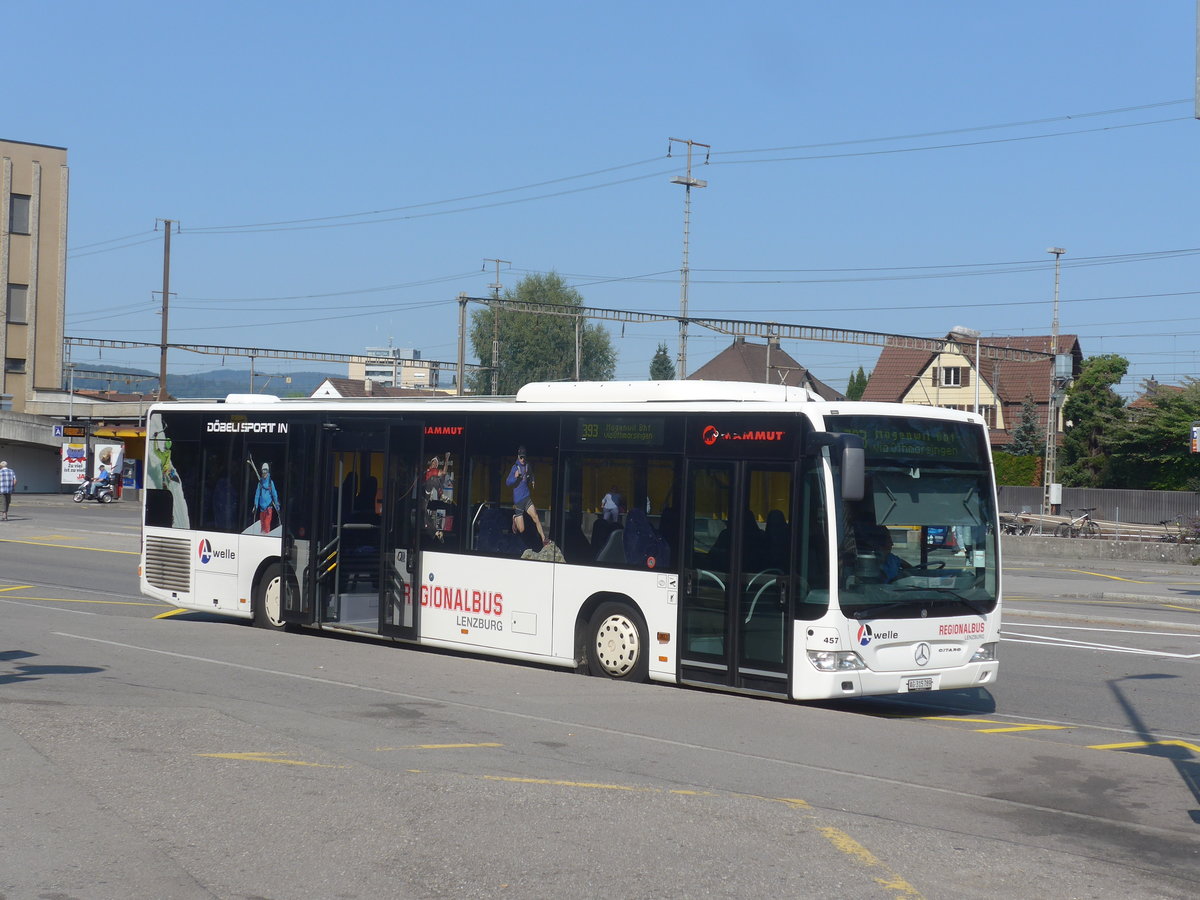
[140,380,1000,700]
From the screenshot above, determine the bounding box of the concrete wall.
[0,442,64,492]
[1,409,75,492]
[1002,534,1199,566]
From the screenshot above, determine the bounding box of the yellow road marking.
[483,776,920,894]
[923,716,1066,734]
[154,608,190,619]
[484,775,659,792]
[0,585,33,592]
[375,742,503,751]
[1066,569,1153,583]
[1089,739,1200,753]
[5,595,163,607]
[0,537,137,555]
[1164,604,1199,612]
[975,724,1067,733]
[817,827,923,898]
[1065,568,1200,588]
[198,751,345,768]
[190,756,922,894]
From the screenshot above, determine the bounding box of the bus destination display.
[576,417,665,447]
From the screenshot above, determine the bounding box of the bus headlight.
[807,650,867,672]
[970,642,997,662]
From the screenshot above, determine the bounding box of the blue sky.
[9,1,1199,395]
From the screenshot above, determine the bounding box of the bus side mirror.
[841,446,864,501]
[808,432,865,502]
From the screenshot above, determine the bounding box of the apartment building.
[1,138,68,413]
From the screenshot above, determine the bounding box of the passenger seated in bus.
[764,509,790,569]
[708,508,767,573]
[601,485,622,523]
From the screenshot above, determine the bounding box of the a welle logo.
[197,539,236,565]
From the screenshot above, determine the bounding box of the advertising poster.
[60,443,86,485]
[93,443,125,480]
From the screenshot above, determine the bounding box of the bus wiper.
[899,586,988,616]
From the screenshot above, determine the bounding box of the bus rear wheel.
[586,602,648,682]
[253,563,287,630]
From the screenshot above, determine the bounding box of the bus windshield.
[824,415,998,620]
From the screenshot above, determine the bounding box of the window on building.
[5,358,26,374]
[6,284,28,324]
[931,366,969,388]
[8,194,31,235]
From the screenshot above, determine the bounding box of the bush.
[993,451,1041,487]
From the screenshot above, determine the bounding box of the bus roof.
[514,381,822,403]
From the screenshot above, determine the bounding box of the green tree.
[649,342,676,381]
[1008,395,1042,456]
[1108,379,1200,490]
[1058,354,1129,487]
[845,366,868,401]
[467,272,616,395]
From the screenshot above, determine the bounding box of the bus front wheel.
[586,602,648,682]
[253,563,287,630]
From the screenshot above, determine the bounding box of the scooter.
[74,478,115,504]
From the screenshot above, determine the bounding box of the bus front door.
[681,462,794,696]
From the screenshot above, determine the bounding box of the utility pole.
[456,293,468,396]
[484,258,509,395]
[669,137,709,379]
[156,219,175,401]
[1043,247,1066,516]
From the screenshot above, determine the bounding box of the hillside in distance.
[74,367,339,399]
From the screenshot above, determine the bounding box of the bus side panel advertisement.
[418,553,553,657]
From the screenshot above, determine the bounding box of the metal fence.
[998,486,1200,528]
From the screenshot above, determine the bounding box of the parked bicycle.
[1055,508,1100,538]
[1157,515,1200,543]
[1001,511,1034,535]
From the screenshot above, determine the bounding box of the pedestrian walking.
[0,460,16,521]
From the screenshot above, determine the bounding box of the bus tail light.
[971,642,997,662]
[807,650,866,672]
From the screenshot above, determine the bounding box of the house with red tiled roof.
[1128,379,1185,418]
[688,337,845,400]
[861,332,1083,449]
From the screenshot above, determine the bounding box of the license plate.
[906,677,934,692]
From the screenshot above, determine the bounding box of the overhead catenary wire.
[129,100,1189,237]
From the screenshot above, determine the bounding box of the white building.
[347,346,454,392]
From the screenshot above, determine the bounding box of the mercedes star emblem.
[914,643,931,666]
